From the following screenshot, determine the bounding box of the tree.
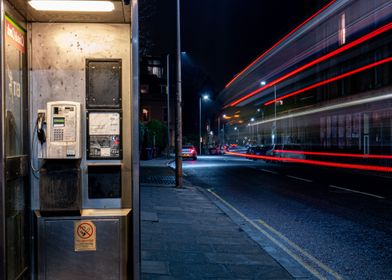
[145,119,168,154]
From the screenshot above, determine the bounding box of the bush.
[140,120,168,156]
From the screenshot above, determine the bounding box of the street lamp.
[222,114,227,145]
[166,54,171,158]
[199,94,210,155]
[234,126,239,143]
[175,0,183,187]
[263,81,277,145]
[273,84,277,145]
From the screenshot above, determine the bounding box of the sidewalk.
[140,159,293,280]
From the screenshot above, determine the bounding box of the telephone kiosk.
[37,101,82,214]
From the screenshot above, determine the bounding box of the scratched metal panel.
[86,59,122,109]
[30,23,132,210]
[37,214,130,280]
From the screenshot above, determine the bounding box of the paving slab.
[142,261,169,275]
[141,211,159,222]
[141,163,294,279]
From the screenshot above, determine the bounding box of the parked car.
[227,144,247,153]
[274,144,306,161]
[226,144,238,152]
[246,146,269,160]
[182,145,197,160]
[266,144,279,157]
[209,145,224,155]
[266,144,305,162]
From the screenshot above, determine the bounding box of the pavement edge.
[195,185,317,280]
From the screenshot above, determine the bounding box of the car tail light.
[190,149,195,153]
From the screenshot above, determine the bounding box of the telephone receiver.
[37,114,46,144]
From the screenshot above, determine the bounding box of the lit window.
[147,66,162,78]
[339,13,346,45]
[141,85,149,94]
[142,108,150,122]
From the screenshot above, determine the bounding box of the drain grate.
[140,175,176,186]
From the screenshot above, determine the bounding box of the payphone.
[36,101,82,213]
[39,101,82,159]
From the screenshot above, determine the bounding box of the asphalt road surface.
[182,155,392,280]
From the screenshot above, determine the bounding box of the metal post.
[273,84,277,145]
[217,116,221,145]
[222,121,225,144]
[175,0,183,187]
[199,97,201,155]
[131,0,140,278]
[166,54,170,158]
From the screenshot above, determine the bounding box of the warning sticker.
[74,220,96,251]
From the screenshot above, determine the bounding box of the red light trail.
[263,57,392,106]
[224,0,337,89]
[228,22,392,107]
[225,151,392,172]
[273,150,392,159]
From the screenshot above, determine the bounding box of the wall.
[29,23,132,209]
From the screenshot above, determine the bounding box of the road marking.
[207,188,342,280]
[260,168,278,174]
[329,185,384,199]
[258,220,343,280]
[287,175,313,183]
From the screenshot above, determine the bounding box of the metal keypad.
[53,129,64,141]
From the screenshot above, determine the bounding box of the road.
[181,155,392,280]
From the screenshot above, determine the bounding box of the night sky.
[140,0,331,138]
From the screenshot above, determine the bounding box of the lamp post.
[222,114,226,145]
[199,94,209,155]
[273,84,277,145]
[234,126,239,143]
[166,54,170,158]
[250,118,255,144]
[175,0,183,187]
[261,80,277,145]
[218,116,221,144]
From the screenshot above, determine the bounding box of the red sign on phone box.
[5,17,25,53]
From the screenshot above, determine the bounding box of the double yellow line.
[207,188,343,280]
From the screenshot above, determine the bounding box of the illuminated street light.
[273,84,277,144]
[234,127,239,143]
[260,80,266,86]
[199,94,210,155]
[250,118,255,122]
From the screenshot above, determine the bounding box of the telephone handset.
[37,112,46,144]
